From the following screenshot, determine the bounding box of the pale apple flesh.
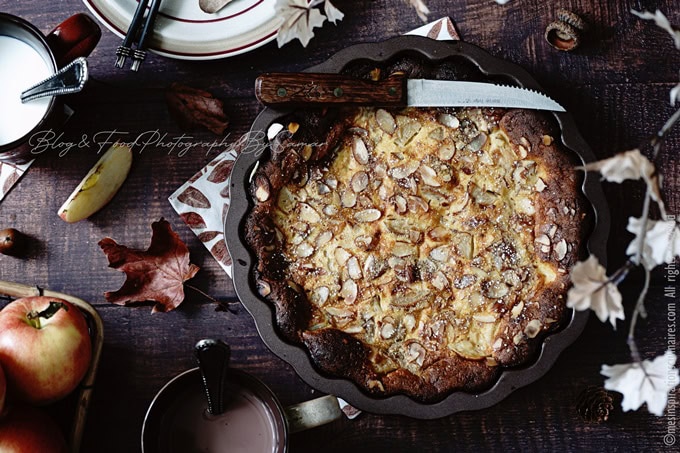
[0,296,92,405]
[58,142,132,223]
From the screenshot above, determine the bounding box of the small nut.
[524,319,542,338]
[545,20,580,51]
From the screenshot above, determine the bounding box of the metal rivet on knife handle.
[254,73,407,107]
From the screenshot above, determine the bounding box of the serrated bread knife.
[255,73,565,112]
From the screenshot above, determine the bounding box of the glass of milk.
[0,13,100,163]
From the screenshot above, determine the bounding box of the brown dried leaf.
[166,82,229,135]
[98,219,200,313]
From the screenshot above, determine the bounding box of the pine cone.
[576,386,614,423]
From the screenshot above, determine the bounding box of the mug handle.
[284,395,344,434]
[45,14,101,68]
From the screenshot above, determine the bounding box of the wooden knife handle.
[255,73,407,107]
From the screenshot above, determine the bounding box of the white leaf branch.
[566,9,680,416]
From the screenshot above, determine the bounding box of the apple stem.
[26,301,68,329]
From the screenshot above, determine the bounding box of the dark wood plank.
[1,0,680,452]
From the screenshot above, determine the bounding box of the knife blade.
[255,73,565,112]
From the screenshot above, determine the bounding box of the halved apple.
[58,143,132,223]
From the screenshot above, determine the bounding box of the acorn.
[0,228,27,256]
[546,9,587,51]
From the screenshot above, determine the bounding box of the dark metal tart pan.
[225,35,609,418]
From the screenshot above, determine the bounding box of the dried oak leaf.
[98,218,200,313]
[166,83,229,135]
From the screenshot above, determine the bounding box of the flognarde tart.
[245,106,587,402]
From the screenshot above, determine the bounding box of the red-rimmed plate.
[82,0,281,60]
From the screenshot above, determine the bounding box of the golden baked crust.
[245,107,587,402]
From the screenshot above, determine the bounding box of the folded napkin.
[0,160,32,202]
[169,17,460,277]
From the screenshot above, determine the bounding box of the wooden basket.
[0,280,104,453]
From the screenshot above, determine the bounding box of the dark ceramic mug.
[0,13,100,164]
[141,367,343,453]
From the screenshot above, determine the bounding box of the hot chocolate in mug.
[141,367,345,453]
[0,13,100,164]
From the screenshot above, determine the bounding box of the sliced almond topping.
[380,322,395,339]
[316,231,333,247]
[352,136,370,164]
[341,190,357,208]
[335,247,352,266]
[535,234,551,246]
[419,164,441,187]
[408,195,429,213]
[355,208,382,222]
[323,204,338,216]
[427,226,450,241]
[406,342,426,367]
[393,194,408,214]
[511,301,524,318]
[403,314,416,331]
[326,306,354,319]
[296,242,314,258]
[340,279,358,304]
[535,178,547,192]
[438,113,460,129]
[524,319,542,338]
[431,271,449,290]
[554,239,568,261]
[429,245,449,262]
[312,286,329,305]
[347,256,362,280]
[390,160,420,179]
[351,171,369,192]
[513,332,524,345]
[256,280,271,297]
[437,144,456,160]
[392,242,416,257]
[376,109,397,134]
[378,184,390,201]
[299,203,321,223]
[542,135,553,146]
[473,313,497,323]
[517,145,528,159]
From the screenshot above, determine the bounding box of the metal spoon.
[20,57,88,104]
[194,339,232,415]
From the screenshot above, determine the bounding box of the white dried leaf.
[580,149,654,183]
[579,149,665,213]
[626,217,680,269]
[671,79,680,106]
[632,9,680,49]
[323,0,344,23]
[276,0,327,48]
[601,350,679,416]
[567,255,624,329]
[407,0,429,22]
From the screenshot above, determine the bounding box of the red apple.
[0,405,68,453]
[0,296,92,405]
[0,362,5,416]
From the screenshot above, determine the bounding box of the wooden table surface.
[1,0,679,452]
